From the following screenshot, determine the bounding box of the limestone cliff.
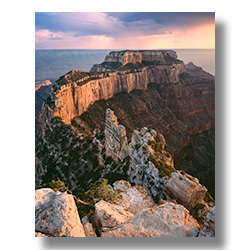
[90,50,179,72]
[41,50,186,125]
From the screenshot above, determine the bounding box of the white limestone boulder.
[95,199,134,232]
[113,181,155,215]
[102,201,200,237]
[35,188,86,237]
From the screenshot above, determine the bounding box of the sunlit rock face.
[40,50,186,125]
[35,189,86,237]
[198,206,215,237]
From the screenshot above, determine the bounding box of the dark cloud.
[35,12,111,36]
[35,12,215,39]
[106,12,214,28]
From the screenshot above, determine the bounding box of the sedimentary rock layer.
[42,50,186,124]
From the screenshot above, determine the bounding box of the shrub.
[43,179,64,191]
[148,140,163,153]
[148,154,176,178]
[87,178,122,204]
[135,143,141,150]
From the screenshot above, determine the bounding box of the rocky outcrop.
[102,201,200,237]
[104,109,175,201]
[114,180,155,215]
[104,108,129,161]
[93,181,201,237]
[90,50,179,72]
[35,182,214,237]
[165,170,207,209]
[95,199,134,232]
[185,62,215,80]
[35,188,86,237]
[40,50,186,125]
[198,206,215,237]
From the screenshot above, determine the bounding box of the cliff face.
[35,80,53,110]
[90,50,179,72]
[42,50,186,125]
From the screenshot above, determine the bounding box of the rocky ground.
[35,108,215,237]
[35,180,215,237]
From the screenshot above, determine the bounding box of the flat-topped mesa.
[41,50,186,125]
[90,50,180,72]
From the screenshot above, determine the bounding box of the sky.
[35,12,215,50]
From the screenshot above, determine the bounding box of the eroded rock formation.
[90,50,179,72]
[165,170,207,209]
[103,109,175,201]
[104,108,129,161]
[40,50,185,125]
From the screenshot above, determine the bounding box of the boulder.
[198,206,215,237]
[113,180,131,192]
[95,199,134,232]
[35,188,54,205]
[165,170,207,209]
[114,181,155,215]
[35,188,86,237]
[81,216,97,237]
[102,201,200,237]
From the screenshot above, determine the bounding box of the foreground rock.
[81,216,97,237]
[114,180,155,215]
[165,170,207,209]
[198,206,215,237]
[95,199,134,232]
[35,188,86,237]
[102,201,200,237]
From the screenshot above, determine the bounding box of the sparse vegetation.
[135,143,141,150]
[87,178,122,204]
[148,154,176,178]
[43,179,65,191]
[148,140,163,154]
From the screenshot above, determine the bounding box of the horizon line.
[35,48,215,51]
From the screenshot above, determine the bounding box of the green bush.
[148,140,163,153]
[148,154,176,178]
[43,180,64,191]
[87,178,122,204]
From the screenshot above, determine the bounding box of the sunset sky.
[35,12,215,50]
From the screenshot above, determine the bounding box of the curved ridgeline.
[41,50,186,124]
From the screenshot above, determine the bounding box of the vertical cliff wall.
[42,50,186,125]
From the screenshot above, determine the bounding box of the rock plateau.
[35,49,215,237]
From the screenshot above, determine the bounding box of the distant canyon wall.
[42,50,186,124]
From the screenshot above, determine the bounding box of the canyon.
[35,50,215,237]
